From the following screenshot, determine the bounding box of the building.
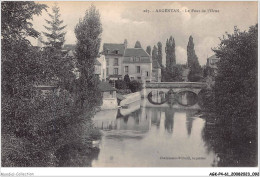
[103,40,156,82]
[98,82,118,110]
[206,54,220,69]
[103,42,126,80]
[206,54,220,76]
[96,55,106,81]
[123,48,152,82]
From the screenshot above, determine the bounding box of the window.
[136,66,141,73]
[146,71,149,77]
[115,50,119,54]
[125,66,129,73]
[114,58,119,66]
[106,68,109,75]
[106,59,109,66]
[114,68,118,75]
[137,77,141,80]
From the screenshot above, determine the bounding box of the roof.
[98,82,116,92]
[124,48,150,57]
[103,43,125,55]
[94,59,101,66]
[152,60,161,69]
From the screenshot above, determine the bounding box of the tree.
[146,46,151,55]
[74,5,103,110]
[124,74,130,84]
[134,41,142,48]
[187,36,202,81]
[124,39,128,48]
[157,42,163,67]
[162,65,183,82]
[203,25,258,166]
[152,45,158,61]
[42,4,67,49]
[165,36,176,72]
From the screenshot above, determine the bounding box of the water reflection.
[92,100,216,167]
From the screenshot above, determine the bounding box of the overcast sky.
[30,1,258,65]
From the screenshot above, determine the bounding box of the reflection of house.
[103,40,159,82]
[98,82,118,110]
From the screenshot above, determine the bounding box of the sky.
[29,1,258,65]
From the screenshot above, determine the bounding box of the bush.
[128,80,142,93]
[115,80,127,90]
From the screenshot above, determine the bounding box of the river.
[91,98,218,167]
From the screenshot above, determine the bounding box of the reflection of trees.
[186,118,194,136]
[164,109,174,133]
[151,109,161,128]
[186,111,196,136]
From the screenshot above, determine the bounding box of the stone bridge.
[141,82,207,107]
[142,82,206,96]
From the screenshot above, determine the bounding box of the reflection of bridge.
[142,82,206,107]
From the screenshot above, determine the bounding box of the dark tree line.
[2,2,102,167]
[202,25,258,166]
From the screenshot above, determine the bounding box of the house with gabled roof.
[103,40,159,82]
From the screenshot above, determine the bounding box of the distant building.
[95,55,106,81]
[206,54,220,69]
[98,82,118,110]
[123,48,152,82]
[103,40,158,82]
[206,54,220,76]
[103,43,125,80]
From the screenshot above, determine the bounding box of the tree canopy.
[165,36,176,72]
[74,5,103,110]
[134,40,142,48]
[42,4,67,49]
[187,36,202,81]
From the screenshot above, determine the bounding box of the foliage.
[165,36,176,71]
[128,80,142,93]
[152,45,158,61]
[157,42,163,67]
[162,65,183,82]
[134,40,142,48]
[187,36,202,81]
[146,46,151,55]
[2,2,102,167]
[124,74,131,84]
[202,25,258,166]
[74,4,103,110]
[1,2,47,41]
[115,80,127,90]
[42,4,67,49]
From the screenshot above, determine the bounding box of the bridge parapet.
[145,82,207,89]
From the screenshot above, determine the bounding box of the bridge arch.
[143,82,206,107]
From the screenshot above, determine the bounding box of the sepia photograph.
[1,0,259,175]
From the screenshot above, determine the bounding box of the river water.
[92,98,218,167]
